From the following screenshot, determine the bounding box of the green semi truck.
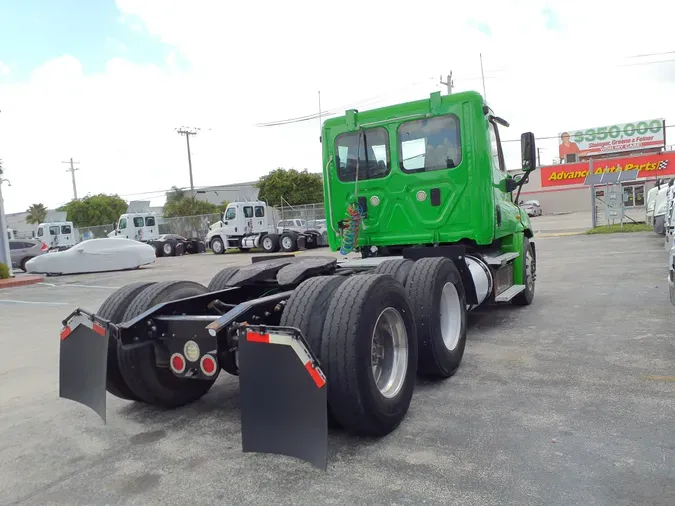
[58,90,538,469]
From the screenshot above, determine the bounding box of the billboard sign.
[558,119,665,159]
[540,151,675,188]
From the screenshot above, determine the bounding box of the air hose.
[339,202,363,255]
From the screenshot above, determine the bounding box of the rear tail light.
[200,354,218,377]
[170,353,186,374]
[40,241,48,251]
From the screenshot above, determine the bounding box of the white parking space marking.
[0,300,69,306]
[62,284,121,289]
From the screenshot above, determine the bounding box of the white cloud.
[1,0,675,214]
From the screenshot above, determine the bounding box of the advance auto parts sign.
[540,151,675,188]
[558,119,665,159]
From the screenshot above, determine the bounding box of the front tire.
[321,274,418,436]
[512,237,536,306]
[406,257,467,378]
[117,281,217,407]
[211,237,225,255]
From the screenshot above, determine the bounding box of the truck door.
[144,215,157,240]
[243,206,254,234]
[253,205,266,233]
[132,216,145,241]
[60,223,74,247]
[117,217,128,238]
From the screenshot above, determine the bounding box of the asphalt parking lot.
[1,235,674,506]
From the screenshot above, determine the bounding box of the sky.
[1,0,675,214]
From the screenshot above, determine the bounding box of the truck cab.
[35,221,78,251]
[7,228,15,240]
[321,90,534,256]
[108,213,159,241]
[206,201,278,253]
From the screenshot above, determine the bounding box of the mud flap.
[238,325,328,470]
[59,311,110,423]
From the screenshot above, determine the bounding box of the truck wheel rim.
[439,282,462,351]
[213,241,222,253]
[263,237,272,250]
[371,307,408,399]
[282,236,292,250]
[163,243,172,255]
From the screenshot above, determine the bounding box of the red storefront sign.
[540,151,675,187]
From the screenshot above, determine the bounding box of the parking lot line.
[0,299,69,306]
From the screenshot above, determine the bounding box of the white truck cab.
[108,213,159,241]
[654,181,672,235]
[206,201,279,253]
[36,221,78,251]
[7,228,15,240]
[645,185,659,226]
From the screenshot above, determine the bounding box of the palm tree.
[26,203,48,225]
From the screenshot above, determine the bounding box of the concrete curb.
[0,275,45,289]
[536,231,585,238]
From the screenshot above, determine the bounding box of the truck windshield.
[398,115,462,173]
[335,127,390,182]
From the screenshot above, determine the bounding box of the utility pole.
[440,70,454,95]
[62,157,80,200]
[0,159,13,277]
[176,127,200,196]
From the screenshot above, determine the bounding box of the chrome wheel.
[163,243,172,255]
[439,282,462,351]
[212,240,223,253]
[262,237,273,250]
[281,236,293,250]
[371,307,408,399]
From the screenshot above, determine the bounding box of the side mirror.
[521,132,537,171]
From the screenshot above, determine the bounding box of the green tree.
[162,186,221,218]
[255,168,323,206]
[25,203,48,225]
[57,194,128,227]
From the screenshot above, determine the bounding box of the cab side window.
[489,121,506,173]
[37,227,44,237]
[399,115,462,173]
[133,217,145,228]
[243,206,253,218]
[49,226,59,235]
[119,218,128,230]
[254,206,265,218]
[225,208,236,220]
[145,216,156,226]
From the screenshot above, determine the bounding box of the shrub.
[0,263,9,279]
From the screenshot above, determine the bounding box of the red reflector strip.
[60,326,72,341]
[305,361,326,388]
[246,330,270,343]
[247,328,326,389]
[92,322,106,336]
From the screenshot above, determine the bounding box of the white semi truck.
[34,212,78,251]
[107,201,159,242]
[205,201,322,254]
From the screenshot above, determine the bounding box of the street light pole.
[0,160,14,277]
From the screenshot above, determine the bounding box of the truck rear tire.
[321,274,418,436]
[280,275,347,428]
[374,258,415,286]
[406,257,467,378]
[162,242,174,257]
[118,281,217,407]
[261,234,280,253]
[207,266,240,291]
[211,237,225,255]
[279,232,298,252]
[512,237,536,306]
[96,282,156,401]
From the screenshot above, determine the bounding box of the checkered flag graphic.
[658,160,669,170]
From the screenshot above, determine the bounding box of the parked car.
[25,238,155,275]
[149,234,206,257]
[520,200,542,217]
[9,239,49,272]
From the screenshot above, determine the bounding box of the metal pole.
[590,159,596,228]
[0,175,14,277]
[69,158,78,199]
[480,54,487,99]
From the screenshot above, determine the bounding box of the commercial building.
[513,118,673,219]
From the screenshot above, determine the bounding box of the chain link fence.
[275,203,326,228]
[74,204,326,243]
